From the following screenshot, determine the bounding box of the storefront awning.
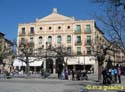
[64,56,96,65]
[13,58,43,67]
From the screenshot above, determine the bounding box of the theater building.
[15,8,110,74]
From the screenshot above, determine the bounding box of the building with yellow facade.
[15,8,123,74]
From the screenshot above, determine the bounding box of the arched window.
[48,36,52,43]
[76,36,81,43]
[67,35,71,43]
[30,37,34,42]
[57,36,62,44]
[67,47,71,54]
[39,36,42,44]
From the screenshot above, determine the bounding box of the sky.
[0,0,102,41]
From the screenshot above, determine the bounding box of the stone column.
[34,66,36,74]
[18,66,21,70]
[94,59,98,74]
[53,58,56,74]
[43,59,46,72]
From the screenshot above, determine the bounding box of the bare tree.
[17,42,38,78]
[92,0,125,54]
[17,42,71,78]
[50,44,70,68]
[91,0,125,81]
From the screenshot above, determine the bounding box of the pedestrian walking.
[72,69,75,80]
[117,66,121,84]
[111,67,115,83]
[64,68,68,80]
[114,66,117,83]
[102,68,107,84]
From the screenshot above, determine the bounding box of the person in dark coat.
[117,66,121,84]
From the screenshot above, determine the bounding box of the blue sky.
[0,0,102,41]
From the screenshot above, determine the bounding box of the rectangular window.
[22,27,25,34]
[39,39,42,44]
[67,47,71,54]
[29,37,34,46]
[67,36,71,43]
[86,36,91,45]
[30,37,34,43]
[76,25,81,32]
[86,47,91,55]
[48,38,52,43]
[21,38,25,44]
[57,36,61,43]
[39,37,42,44]
[86,25,91,33]
[30,27,34,34]
[77,36,81,43]
[77,47,81,55]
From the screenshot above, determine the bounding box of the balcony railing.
[19,33,25,36]
[74,30,81,34]
[75,41,82,45]
[85,41,91,46]
[28,32,35,36]
[84,30,91,34]
[67,40,71,43]
[77,52,82,55]
[19,41,34,48]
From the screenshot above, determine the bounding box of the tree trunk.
[98,65,102,81]
[26,57,30,78]
[26,63,30,78]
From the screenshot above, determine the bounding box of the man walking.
[117,65,121,84]
[114,66,117,83]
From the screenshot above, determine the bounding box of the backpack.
[118,68,121,75]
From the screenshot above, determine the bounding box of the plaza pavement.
[0,74,125,92]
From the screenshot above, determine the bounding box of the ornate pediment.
[36,8,75,22]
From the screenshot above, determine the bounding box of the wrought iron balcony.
[28,42,34,47]
[19,33,25,36]
[75,41,82,45]
[85,41,92,46]
[28,32,35,36]
[74,30,81,34]
[84,30,91,34]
